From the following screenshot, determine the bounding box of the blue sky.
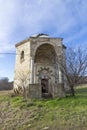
[0,0,87,81]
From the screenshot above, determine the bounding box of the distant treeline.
[0,77,13,90]
[78,76,87,85]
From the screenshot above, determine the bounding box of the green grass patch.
[0,85,87,130]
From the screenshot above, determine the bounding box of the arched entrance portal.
[34,43,57,97]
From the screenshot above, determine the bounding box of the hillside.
[0,85,87,130]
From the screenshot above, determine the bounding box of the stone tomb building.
[14,34,66,98]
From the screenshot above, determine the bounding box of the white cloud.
[64,26,87,43]
[0,0,87,53]
[0,0,19,52]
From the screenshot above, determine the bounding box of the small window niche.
[20,50,25,63]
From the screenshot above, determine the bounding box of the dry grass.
[0,85,87,130]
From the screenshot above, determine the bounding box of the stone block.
[53,83,66,98]
[28,84,41,99]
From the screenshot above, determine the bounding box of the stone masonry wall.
[14,36,66,98]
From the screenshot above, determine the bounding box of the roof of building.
[15,33,66,48]
[30,33,49,38]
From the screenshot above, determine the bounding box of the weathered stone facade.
[14,34,66,98]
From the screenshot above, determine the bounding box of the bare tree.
[59,47,87,96]
[14,69,30,98]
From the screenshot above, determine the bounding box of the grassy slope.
[0,85,87,130]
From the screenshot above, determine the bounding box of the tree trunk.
[70,85,75,96]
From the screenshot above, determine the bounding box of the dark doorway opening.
[41,79,48,94]
[41,79,52,98]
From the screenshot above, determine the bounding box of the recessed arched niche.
[34,43,56,64]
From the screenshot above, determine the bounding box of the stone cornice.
[15,37,64,48]
[15,38,30,47]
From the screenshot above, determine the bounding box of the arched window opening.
[20,51,24,62]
